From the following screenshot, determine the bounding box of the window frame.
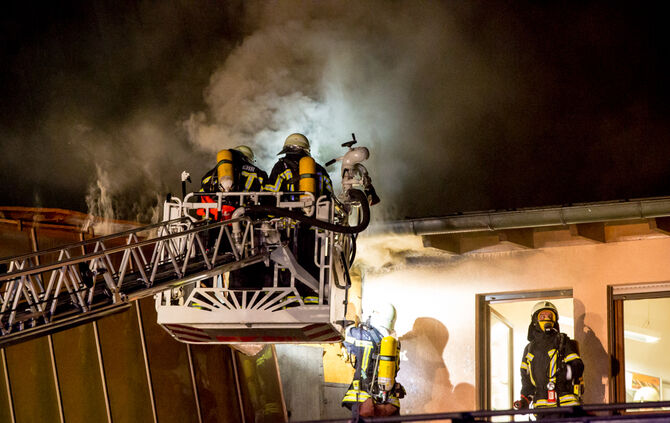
[609,282,670,404]
[476,289,573,410]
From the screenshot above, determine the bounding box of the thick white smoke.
[184,1,503,220]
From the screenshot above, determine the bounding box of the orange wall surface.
[357,234,670,414]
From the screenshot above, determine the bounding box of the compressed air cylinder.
[298,156,317,198]
[377,336,398,392]
[216,149,234,192]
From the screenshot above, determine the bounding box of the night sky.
[1,1,668,222]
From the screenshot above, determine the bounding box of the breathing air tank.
[298,156,317,199]
[377,336,398,393]
[216,149,234,192]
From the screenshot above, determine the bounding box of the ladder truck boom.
[0,135,378,347]
[0,214,265,347]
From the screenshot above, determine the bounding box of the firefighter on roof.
[341,303,405,417]
[514,301,584,419]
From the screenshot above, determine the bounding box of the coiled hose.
[245,189,370,234]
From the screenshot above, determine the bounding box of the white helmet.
[278,133,310,155]
[369,303,397,333]
[531,301,558,332]
[531,301,558,320]
[232,145,254,162]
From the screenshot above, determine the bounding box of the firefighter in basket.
[197,145,267,221]
[264,133,334,304]
[198,145,269,289]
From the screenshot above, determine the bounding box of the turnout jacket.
[520,330,584,408]
[264,151,333,198]
[200,149,268,194]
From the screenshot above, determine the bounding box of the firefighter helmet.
[278,133,310,155]
[531,301,558,332]
[232,145,255,162]
[370,303,397,333]
[531,301,558,319]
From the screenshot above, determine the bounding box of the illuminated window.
[611,285,670,405]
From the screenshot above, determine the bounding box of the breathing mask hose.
[246,189,370,234]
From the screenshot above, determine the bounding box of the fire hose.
[246,189,371,234]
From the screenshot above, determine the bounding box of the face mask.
[539,320,555,332]
[537,310,556,333]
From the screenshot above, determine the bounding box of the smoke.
[2,2,667,223]
[184,1,506,220]
[0,1,241,222]
[67,110,213,223]
[86,165,115,221]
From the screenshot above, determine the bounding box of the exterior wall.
[357,234,670,414]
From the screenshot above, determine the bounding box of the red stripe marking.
[216,335,302,343]
[308,329,334,340]
[303,323,327,333]
[303,323,322,331]
[312,332,340,341]
[304,325,332,337]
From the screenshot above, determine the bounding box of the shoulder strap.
[368,326,384,346]
[558,333,568,355]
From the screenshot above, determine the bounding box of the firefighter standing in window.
[264,133,334,302]
[341,303,405,417]
[514,301,584,419]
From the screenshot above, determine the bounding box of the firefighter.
[264,133,333,199]
[514,301,584,419]
[341,303,405,417]
[197,145,266,241]
[199,145,267,204]
[264,133,334,303]
[198,145,269,289]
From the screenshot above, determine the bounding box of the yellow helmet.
[232,145,254,162]
[278,133,310,155]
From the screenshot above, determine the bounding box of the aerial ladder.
[0,137,377,347]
